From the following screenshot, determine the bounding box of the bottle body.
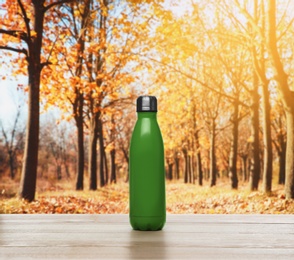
[129,112,166,231]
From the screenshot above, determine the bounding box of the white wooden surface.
[0,214,293,259]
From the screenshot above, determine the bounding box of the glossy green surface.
[129,112,166,231]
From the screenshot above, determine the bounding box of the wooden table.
[0,214,293,259]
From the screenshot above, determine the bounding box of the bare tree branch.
[44,0,74,12]
[132,52,249,108]
[17,0,31,39]
[233,0,265,42]
[10,108,21,150]
[0,29,27,42]
[277,17,294,42]
[0,45,28,55]
[40,61,53,70]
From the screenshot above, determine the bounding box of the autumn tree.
[233,0,294,197]
[40,117,74,180]
[238,118,252,182]
[115,102,136,182]
[272,100,287,185]
[0,0,74,201]
[84,0,154,188]
[266,0,294,198]
[47,0,92,190]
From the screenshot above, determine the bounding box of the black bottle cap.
[136,96,157,112]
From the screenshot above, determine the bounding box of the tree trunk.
[122,148,129,182]
[110,115,116,184]
[110,148,116,183]
[192,154,196,184]
[249,74,261,191]
[75,102,84,190]
[261,81,273,194]
[65,164,70,179]
[8,151,15,179]
[104,148,109,184]
[19,68,40,202]
[278,151,286,185]
[174,151,180,180]
[285,111,294,197]
[98,118,105,187]
[73,0,92,190]
[56,165,62,180]
[278,135,286,184]
[267,0,294,198]
[194,130,203,186]
[19,2,44,201]
[196,151,203,186]
[229,100,239,189]
[210,119,217,187]
[183,147,188,183]
[168,162,173,181]
[188,155,192,183]
[241,155,248,182]
[89,112,99,190]
[192,102,203,185]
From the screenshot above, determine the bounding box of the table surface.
[0,214,293,260]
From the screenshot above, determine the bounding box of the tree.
[0,107,24,179]
[266,0,294,198]
[0,0,74,201]
[40,118,74,180]
[233,0,294,197]
[271,100,286,185]
[249,72,261,191]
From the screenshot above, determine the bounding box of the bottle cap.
[137,96,157,112]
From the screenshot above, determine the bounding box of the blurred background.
[0,0,294,213]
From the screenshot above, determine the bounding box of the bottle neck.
[137,112,157,119]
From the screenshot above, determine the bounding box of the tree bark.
[261,81,273,194]
[73,0,91,191]
[89,112,99,190]
[210,118,217,187]
[182,147,188,183]
[195,130,203,186]
[104,148,109,184]
[110,149,116,183]
[188,155,192,183]
[19,1,44,202]
[19,72,40,201]
[8,150,15,179]
[277,132,286,184]
[267,0,294,198]
[241,155,248,182]
[229,100,239,189]
[122,147,129,182]
[110,115,116,184]
[174,150,180,180]
[98,118,105,187]
[278,148,286,185]
[56,165,62,180]
[285,112,294,197]
[168,161,173,181]
[249,73,261,191]
[75,97,84,190]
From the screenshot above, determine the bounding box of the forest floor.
[0,177,294,214]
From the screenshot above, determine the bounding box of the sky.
[0,78,27,128]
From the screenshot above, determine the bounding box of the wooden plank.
[1,213,294,223]
[2,222,293,235]
[0,214,294,259]
[1,247,294,260]
[1,230,293,248]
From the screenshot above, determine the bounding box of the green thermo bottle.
[129,96,166,231]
